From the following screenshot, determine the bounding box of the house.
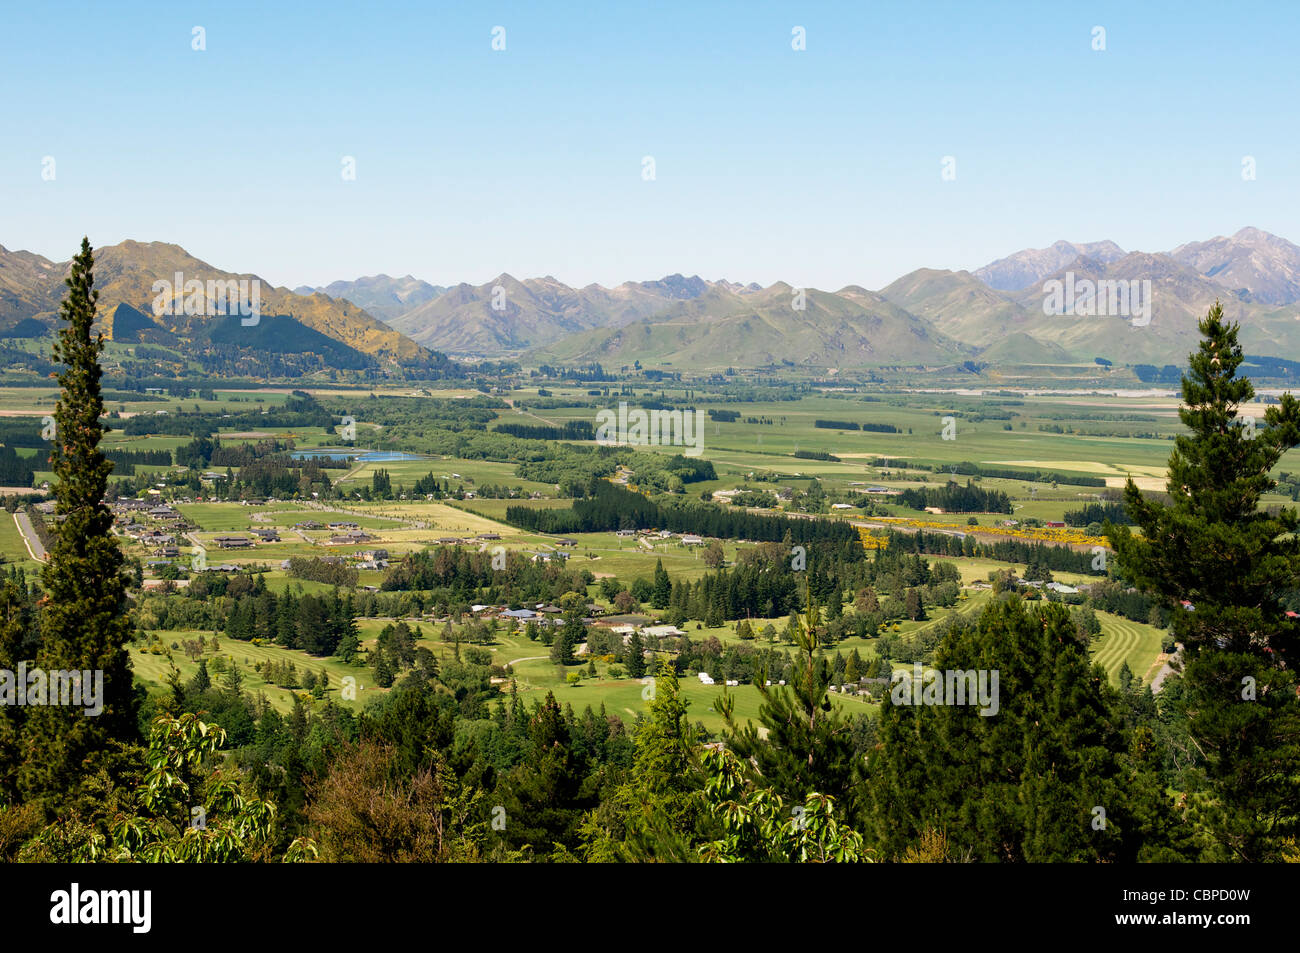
[477,533,502,541]
[436,537,462,545]
[1045,582,1079,594]
[555,538,577,547]
[501,608,538,621]
[585,603,605,617]
[831,502,855,510]
[1045,520,1066,528]
[680,535,704,546]
[640,624,686,639]
[254,528,280,541]
[536,604,562,614]
[615,529,635,538]
[213,535,253,549]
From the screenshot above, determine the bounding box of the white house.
[641,624,686,639]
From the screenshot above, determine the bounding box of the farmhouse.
[213,535,253,549]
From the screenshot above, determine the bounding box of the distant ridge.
[973,240,1127,292]
[7,227,1300,369]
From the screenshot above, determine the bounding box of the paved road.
[1150,647,1183,694]
[13,511,47,561]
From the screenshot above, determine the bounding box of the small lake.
[290,450,424,462]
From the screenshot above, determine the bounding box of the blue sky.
[2,1,1297,291]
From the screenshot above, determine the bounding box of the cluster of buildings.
[462,605,689,650]
[112,499,195,564]
[614,528,705,545]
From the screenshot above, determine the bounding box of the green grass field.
[0,511,44,574]
[3,382,1210,730]
[1091,612,1166,686]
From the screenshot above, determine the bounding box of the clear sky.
[2,1,1297,291]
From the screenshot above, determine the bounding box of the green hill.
[532,284,971,369]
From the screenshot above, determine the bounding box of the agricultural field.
[1090,612,1168,687]
[7,381,1199,736]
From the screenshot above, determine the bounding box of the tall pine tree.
[1106,303,1300,860]
[716,600,859,808]
[20,238,140,807]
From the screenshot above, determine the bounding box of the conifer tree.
[868,598,1187,861]
[0,581,29,801]
[1106,303,1300,860]
[624,629,646,678]
[651,559,671,609]
[580,659,700,860]
[717,600,858,807]
[20,239,139,807]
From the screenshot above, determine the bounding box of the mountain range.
[4,227,1300,373]
[0,241,443,373]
